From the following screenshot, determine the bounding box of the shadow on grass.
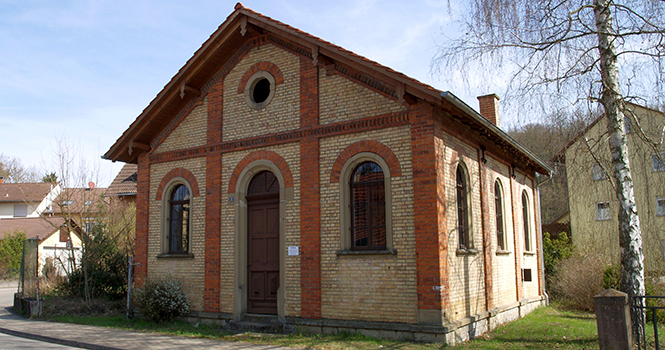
[558,314,596,321]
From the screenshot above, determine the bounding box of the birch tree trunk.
[594,0,645,338]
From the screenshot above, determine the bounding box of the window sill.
[157,253,195,259]
[456,248,479,256]
[523,251,536,256]
[496,250,511,255]
[336,249,397,257]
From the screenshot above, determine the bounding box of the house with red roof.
[104,4,550,344]
[0,181,61,219]
[0,217,82,276]
[107,163,137,203]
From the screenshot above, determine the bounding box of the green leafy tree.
[42,172,58,184]
[543,232,573,277]
[0,230,27,278]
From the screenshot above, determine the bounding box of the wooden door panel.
[267,271,279,299]
[249,272,265,300]
[247,198,280,315]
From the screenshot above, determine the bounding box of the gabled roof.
[50,187,107,215]
[0,217,65,241]
[107,163,137,197]
[553,102,665,163]
[104,3,550,175]
[0,183,52,203]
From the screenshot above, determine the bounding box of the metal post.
[126,256,133,319]
[653,307,659,350]
[35,239,39,302]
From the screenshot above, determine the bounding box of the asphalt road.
[0,286,80,349]
[0,286,16,308]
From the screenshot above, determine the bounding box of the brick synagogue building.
[105,3,550,344]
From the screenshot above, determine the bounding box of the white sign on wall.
[287,246,300,256]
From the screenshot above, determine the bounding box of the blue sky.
[0,0,504,186]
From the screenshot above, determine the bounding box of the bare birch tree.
[433,0,665,338]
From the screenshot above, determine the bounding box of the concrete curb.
[0,281,18,289]
[0,325,124,350]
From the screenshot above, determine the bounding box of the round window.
[244,71,276,110]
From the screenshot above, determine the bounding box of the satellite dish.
[88,182,95,189]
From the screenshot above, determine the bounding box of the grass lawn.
[43,303,603,349]
[456,306,598,349]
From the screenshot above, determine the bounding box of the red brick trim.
[300,57,319,128]
[330,141,402,183]
[227,150,294,193]
[155,168,201,200]
[298,54,321,319]
[207,81,223,145]
[478,149,494,311]
[237,61,285,94]
[510,177,523,301]
[204,153,222,312]
[148,111,409,165]
[410,102,447,312]
[134,153,150,285]
[203,81,223,313]
[300,138,321,319]
[531,182,544,296]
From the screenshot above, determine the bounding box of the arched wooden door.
[246,171,280,314]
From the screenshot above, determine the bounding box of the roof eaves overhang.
[104,3,548,176]
[441,91,552,176]
[104,9,246,163]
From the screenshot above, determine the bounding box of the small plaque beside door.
[288,246,299,256]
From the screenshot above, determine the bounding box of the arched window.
[247,170,279,197]
[168,184,190,254]
[457,165,471,249]
[495,180,506,251]
[350,161,386,250]
[522,191,531,252]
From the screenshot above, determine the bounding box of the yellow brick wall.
[513,171,540,299]
[222,44,300,141]
[318,69,407,125]
[155,98,208,153]
[435,134,487,321]
[148,157,207,311]
[220,143,301,316]
[484,158,519,308]
[319,126,417,323]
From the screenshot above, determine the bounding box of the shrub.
[602,263,620,290]
[549,251,605,311]
[543,231,573,276]
[0,229,27,279]
[133,277,190,323]
[645,279,665,326]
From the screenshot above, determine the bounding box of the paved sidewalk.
[0,294,294,350]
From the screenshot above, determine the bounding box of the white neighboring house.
[0,181,61,219]
[0,217,82,276]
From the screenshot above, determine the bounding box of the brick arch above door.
[228,150,294,194]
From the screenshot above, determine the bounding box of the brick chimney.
[477,94,501,127]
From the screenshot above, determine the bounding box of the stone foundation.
[185,296,546,345]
